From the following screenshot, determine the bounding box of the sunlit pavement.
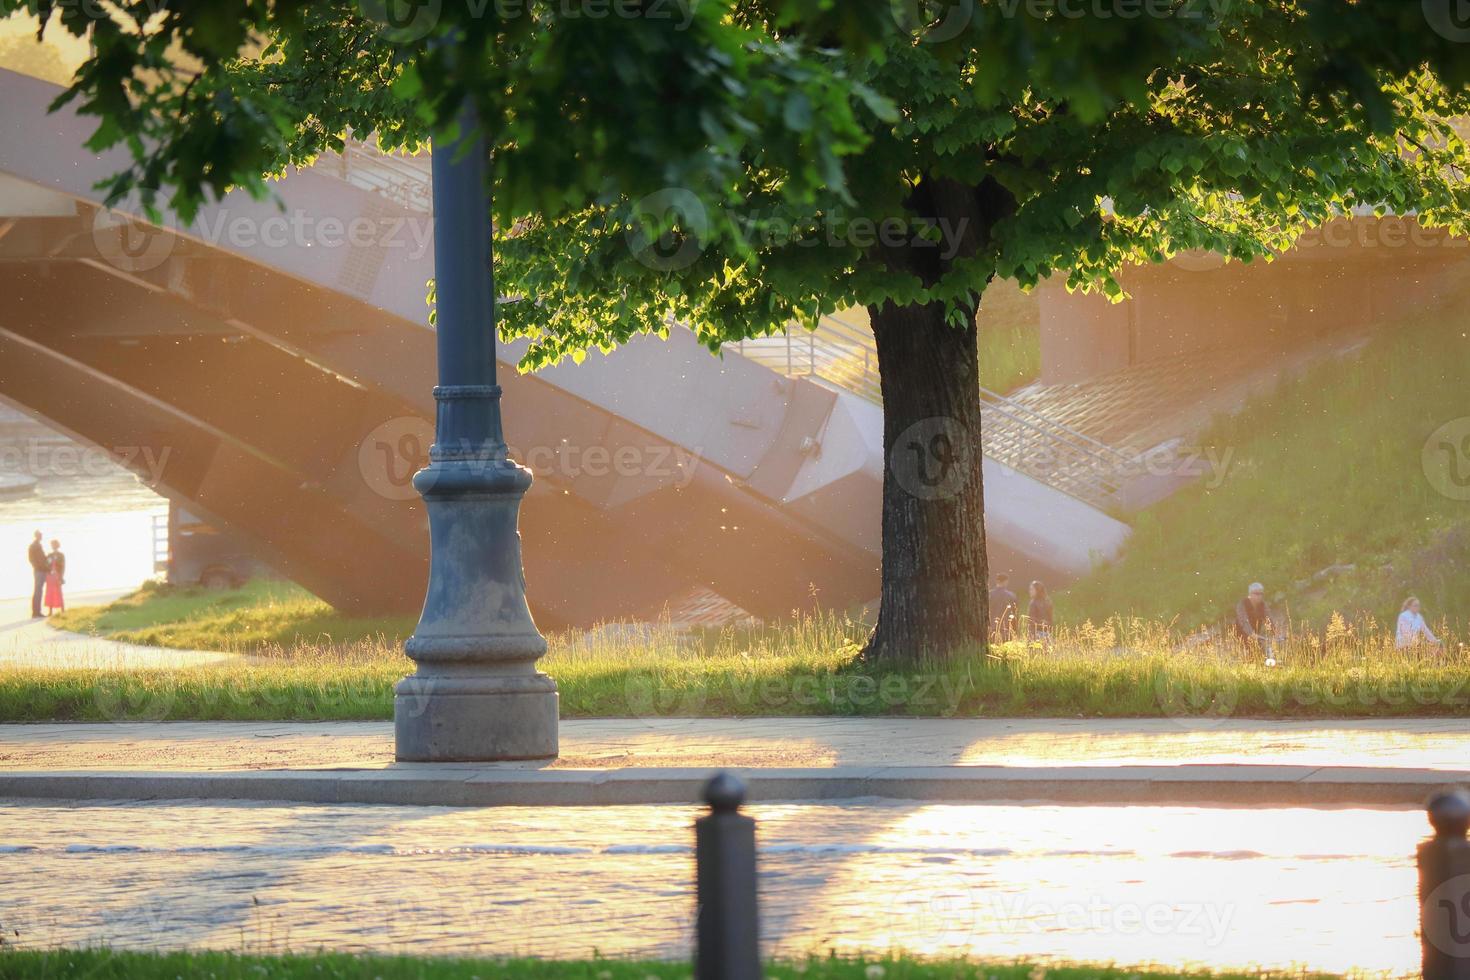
[2,719,1469,808]
[3,718,1470,771]
[0,798,1429,974]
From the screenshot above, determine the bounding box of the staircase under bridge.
[0,68,1130,626]
[732,312,1143,512]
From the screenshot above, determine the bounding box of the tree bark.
[862,297,989,662]
[858,174,1013,663]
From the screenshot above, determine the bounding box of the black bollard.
[695,771,760,980]
[1420,788,1470,980]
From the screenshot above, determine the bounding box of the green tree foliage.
[12,0,1470,659]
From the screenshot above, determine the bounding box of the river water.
[0,799,1424,975]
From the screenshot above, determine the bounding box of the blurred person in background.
[1234,582,1279,663]
[1395,596,1441,651]
[27,530,46,618]
[989,573,1018,642]
[1027,580,1054,644]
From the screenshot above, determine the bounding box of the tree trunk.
[862,297,989,662]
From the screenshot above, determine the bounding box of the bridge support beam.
[394,96,558,762]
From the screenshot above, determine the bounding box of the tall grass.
[8,591,1468,721]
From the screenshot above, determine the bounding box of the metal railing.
[311,139,433,213]
[732,313,1140,510]
[151,513,170,574]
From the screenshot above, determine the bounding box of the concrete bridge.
[0,68,1129,626]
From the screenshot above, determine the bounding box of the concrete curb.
[3,764,1468,807]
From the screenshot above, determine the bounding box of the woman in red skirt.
[44,539,65,615]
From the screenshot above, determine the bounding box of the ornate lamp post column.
[394,97,559,762]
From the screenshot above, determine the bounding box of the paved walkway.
[0,591,247,670]
[3,717,1470,771]
[2,719,1467,807]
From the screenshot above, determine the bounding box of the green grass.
[827,284,1039,396]
[7,585,1470,721]
[1065,291,1470,633]
[0,949,1345,980]
[978,321,1042,394]
[50,579,415,652]
[976,279,1042,393]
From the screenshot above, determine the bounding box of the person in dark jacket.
[989,573,1019,641]
[1234,582,1277,662]
[1028,580,1054,642]
[27,530,47,619]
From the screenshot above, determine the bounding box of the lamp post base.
[394,673,559,762]
[392,447,558,763]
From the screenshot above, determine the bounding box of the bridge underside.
[0,215,880,626]
[0,62,1133,626]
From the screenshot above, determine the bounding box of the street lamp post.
[393,97,558,762]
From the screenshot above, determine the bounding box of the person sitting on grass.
[1395,596,1442,651]
[1234,582,1278,663]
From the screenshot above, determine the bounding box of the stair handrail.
[730,316,1146,507]
[973,394,1130,493]
[977,386,1137,469]
[312,137,433,213]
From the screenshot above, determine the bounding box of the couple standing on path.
[27,530,65,618]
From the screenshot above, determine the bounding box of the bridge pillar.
[393,96,558,761]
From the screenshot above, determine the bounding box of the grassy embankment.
[828,286,1040,395]
[1066,292,1470,632]
[976,279,1042,393]
[0,950,1345,980]
[4,578,1467,722]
